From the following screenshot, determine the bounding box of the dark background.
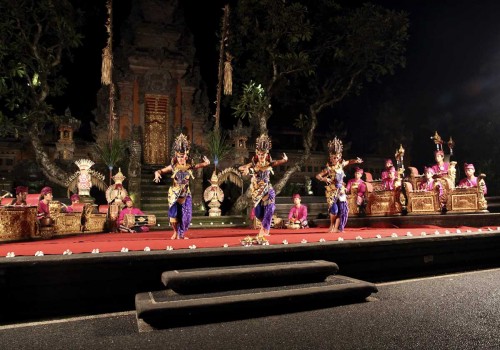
[54,0,500,175]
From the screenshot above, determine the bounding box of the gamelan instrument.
[123,214,156,228]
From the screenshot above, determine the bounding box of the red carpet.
[0,225,496,257]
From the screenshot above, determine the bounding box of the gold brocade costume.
[167,164,194,208]
[250,164,273,208]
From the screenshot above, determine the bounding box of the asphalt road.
[1,268,499,350]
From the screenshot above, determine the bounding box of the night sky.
[54,0,500,171]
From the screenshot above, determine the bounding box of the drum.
[123,214,156,228]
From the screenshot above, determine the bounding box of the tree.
[0,0,83,186]
[228,0,409,210]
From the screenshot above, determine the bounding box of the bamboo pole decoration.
[224,52,233,95]
[101,0,113,86]
[214,4,230,131]
[101,0,115,142]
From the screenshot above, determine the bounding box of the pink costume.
[418,168,444,208]
[37,200,50,219]
[431,162,449,176]
[117,207,150,232]
[64,194,80,213]
[346,178,366,205]
[37,186,52,220]
[382,178,398,191]
[431,150,449,176]
[381,166,399,191]
[117,197,150,233]
[288,193,308,228]
[458,163,487,194]
[288,205,308,224]
[418,179,438,192]
[381,159,394,181]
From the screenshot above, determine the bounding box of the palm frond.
[207,129,232,164]
[94,139,128,168]
[217,167,243,188]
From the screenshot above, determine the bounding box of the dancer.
[458,163,487,194]
[239,134,288,238]
[287,194,308,229]
[316,137,363,233]
[153,133,210,239]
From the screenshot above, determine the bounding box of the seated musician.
[381,166,401,191]
[418,167,446,211]
[63,194,80,213]
[431,150,449,176]
[37,186,53,225]
[117,196,150,233]
[346,167,367,214]
[381,159,394,181]
[287,194,308,229]
[10,186,28,206]
[458,163,487,194]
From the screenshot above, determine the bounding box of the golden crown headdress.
[74,159,95,171]
[255,134,272,152]
[172,133,190,155]
[328,137,343,155]
[112,168,126,184]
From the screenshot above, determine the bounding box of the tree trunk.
[273,107,318,194]
[230,185,252,215]
[28,126,70,187]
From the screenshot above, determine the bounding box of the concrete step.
[161,260,339,294]
[135,260,377,332]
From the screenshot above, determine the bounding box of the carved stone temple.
[95,0,209,162]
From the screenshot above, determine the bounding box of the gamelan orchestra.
[0,131,488,242]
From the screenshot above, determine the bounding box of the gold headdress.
[172,133,190,156]
[112,168,126,185]
[431,131,444,152]
[328,137,343,156]
[255,134,272,153]
[74,159,95,171]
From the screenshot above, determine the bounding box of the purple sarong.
[254,188,276,230]
[168,196,192,238]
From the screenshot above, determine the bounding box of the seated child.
[64,194,80,213]
[117,196,150,233]
[287,194,308,229]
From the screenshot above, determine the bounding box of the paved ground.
[1,268,499,350]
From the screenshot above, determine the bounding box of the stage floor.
[1,224,499,257]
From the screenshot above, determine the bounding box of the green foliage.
[94,139,128,169]
[207,129,232,167]
[229,0,409,123]
[232,81,271,122]
[0,0,83,137]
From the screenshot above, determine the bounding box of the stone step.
[161,260,339,294]
[136,263,377,331]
